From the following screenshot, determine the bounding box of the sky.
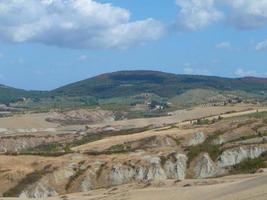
[0,0,267,90]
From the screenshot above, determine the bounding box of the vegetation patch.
[230,157,266,174]
[186,144,221,166]
[193,116,223,126]
[65,162,90,191]
[69,126,152,147]
[108,143,132,152]
[86,143,134,155]
[228,132,267,143]
[3,165,55,197]
[248,111,267,120]
[166,135,185,146]
[21,143,72,156]
[186,132,224,165]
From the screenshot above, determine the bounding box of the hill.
[0,71,267,112]
[0,84,42,105]
[52,70,267,98]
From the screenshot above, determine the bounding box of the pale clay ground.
[1,173,266,200]
[73,106,267,152]
[0,104,258,130]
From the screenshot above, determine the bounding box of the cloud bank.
[0,0,165,49]
[175,0,223,31]
[174,0,267,30]
[0,0,266,49]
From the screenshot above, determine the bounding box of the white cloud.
[77,55,88,61]
[175,0,224,30]
[0,0,165,49]
[224,0,267,29]
[255,40,267,51]
[216,42,231,49]
[234,68,257,77]
[174,0,267,31]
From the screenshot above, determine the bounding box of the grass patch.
[20,143,72,156]
[69,126,152,147]
[186,132,224,165]
[167,135,185,146]
[248,111,267,120]
[154,124,179,132]
[230,157,266,174]
[193,119,210,125]
[108,144,132,152]
[174,138,184,146]
[229,132,267,143]
[193,116,223,126]
[86,143,134,155]
[186,144,221,165]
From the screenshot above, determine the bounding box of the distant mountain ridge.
[51,70,267,98]
[1,70,267,104]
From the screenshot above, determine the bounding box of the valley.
[0,102,267,199]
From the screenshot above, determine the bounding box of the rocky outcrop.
[108,153,187,186]
[212,135,225,145]
[18,167,76,198]
[0,135,62,153]
[19,182,58,198]
[15,153,188,197]
[194,153,217,178]
[79,177,92,192]
[128,135,177,150]
[46,109,115,125]
[5,144,267,198]
[163,154,187,180]
[109,165,135,185]
[218,146,266,168]
[188,132,205,146]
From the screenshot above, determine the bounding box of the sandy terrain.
[72,126,206,152]
[0,104,267,199]
[124,174,267,200]
[5,172,265,200]
[0,155,68,194]
[0,113,57,129]
[0,104,262,129]
[0,104,261,136]
[73,107,267,152]
[87,104,264,129]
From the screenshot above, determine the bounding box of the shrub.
[230,157,266,174]
[186,144,221,165]
[108,144,132,152]
[186,132,223,165]
[21,143,71,156]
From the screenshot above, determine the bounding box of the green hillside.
[52,71,267,98]
[0,71,266,111]
[0,85,43,105]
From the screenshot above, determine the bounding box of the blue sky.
[0,0,267,90]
